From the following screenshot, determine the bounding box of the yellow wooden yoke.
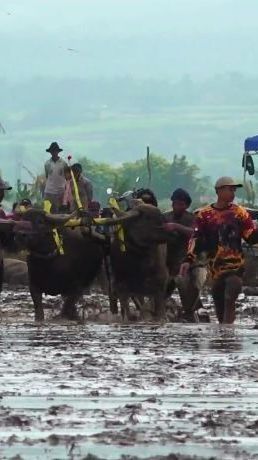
[64,214,126,252]
[44,195,126,254]
[63,194,126,252]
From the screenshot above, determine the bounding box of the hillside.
[1,76,258,184]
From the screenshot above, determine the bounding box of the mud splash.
[0,288,258,459]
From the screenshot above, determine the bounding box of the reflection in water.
[208,327,243,352]
[0,320,258,460]
[1,287,258,460]
[173,331,201,352]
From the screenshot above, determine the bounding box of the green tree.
[79,153,212,208]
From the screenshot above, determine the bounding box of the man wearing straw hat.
[44,142,67,212]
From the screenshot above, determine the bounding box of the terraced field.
[3,105,258,182]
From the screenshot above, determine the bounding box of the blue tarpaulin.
[244,136,258,151]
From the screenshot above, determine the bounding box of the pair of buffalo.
[0,204,200,321]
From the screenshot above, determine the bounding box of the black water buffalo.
[104,203,170,320]
[14,205,171,322]
[14,210,105,321]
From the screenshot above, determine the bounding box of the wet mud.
[0,287,258,459]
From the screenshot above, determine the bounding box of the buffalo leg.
[132,296,144,312]
[0,260,3,294]
[119,294,130,322]
[0,246,3,293]
[61,294,80,320]
[30,284,44,321]
[109,291,118,314]
[103,256,118,313]
[153,291,166,320]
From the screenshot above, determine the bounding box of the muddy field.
[0,288,258,460]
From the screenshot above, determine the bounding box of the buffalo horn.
[44,210,78,225]
[100,208,140,225]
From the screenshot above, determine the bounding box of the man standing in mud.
[180,176,258,324]
[163,188,201,321]
[44,142,67,212]
[163,188,194,241]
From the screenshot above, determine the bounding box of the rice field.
[2,105,258,181]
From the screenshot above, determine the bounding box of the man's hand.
[179,262,190,278]
[163,222,194,238]
[77,209,93,226]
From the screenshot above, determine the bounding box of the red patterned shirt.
[187,203,256,279]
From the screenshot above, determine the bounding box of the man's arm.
[163,211,195,237]
[44,162,49,179]
[163,222,194,237]
[179,214,206,276]
[240,207,258,245]
[246,229,258,245]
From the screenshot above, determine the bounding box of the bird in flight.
[58,46,79,53]
[67,48,79,53]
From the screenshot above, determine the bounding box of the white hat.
[215,176,243,189]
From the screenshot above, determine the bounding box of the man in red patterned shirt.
[180,176,258,324]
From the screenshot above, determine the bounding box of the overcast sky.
[1,0,258,80]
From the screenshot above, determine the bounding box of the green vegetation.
[2,104,258,184]
[5,154,212,210]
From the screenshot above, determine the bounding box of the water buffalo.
[104,203,170,320]
[14,205,171,322]
[14,210,105,321]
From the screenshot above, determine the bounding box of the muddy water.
[1,289,258,459]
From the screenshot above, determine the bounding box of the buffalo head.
[104,203,167,248]
[13,209,76,256]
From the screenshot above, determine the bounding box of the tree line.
[7,154,213,210]
[79,154,213,208]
